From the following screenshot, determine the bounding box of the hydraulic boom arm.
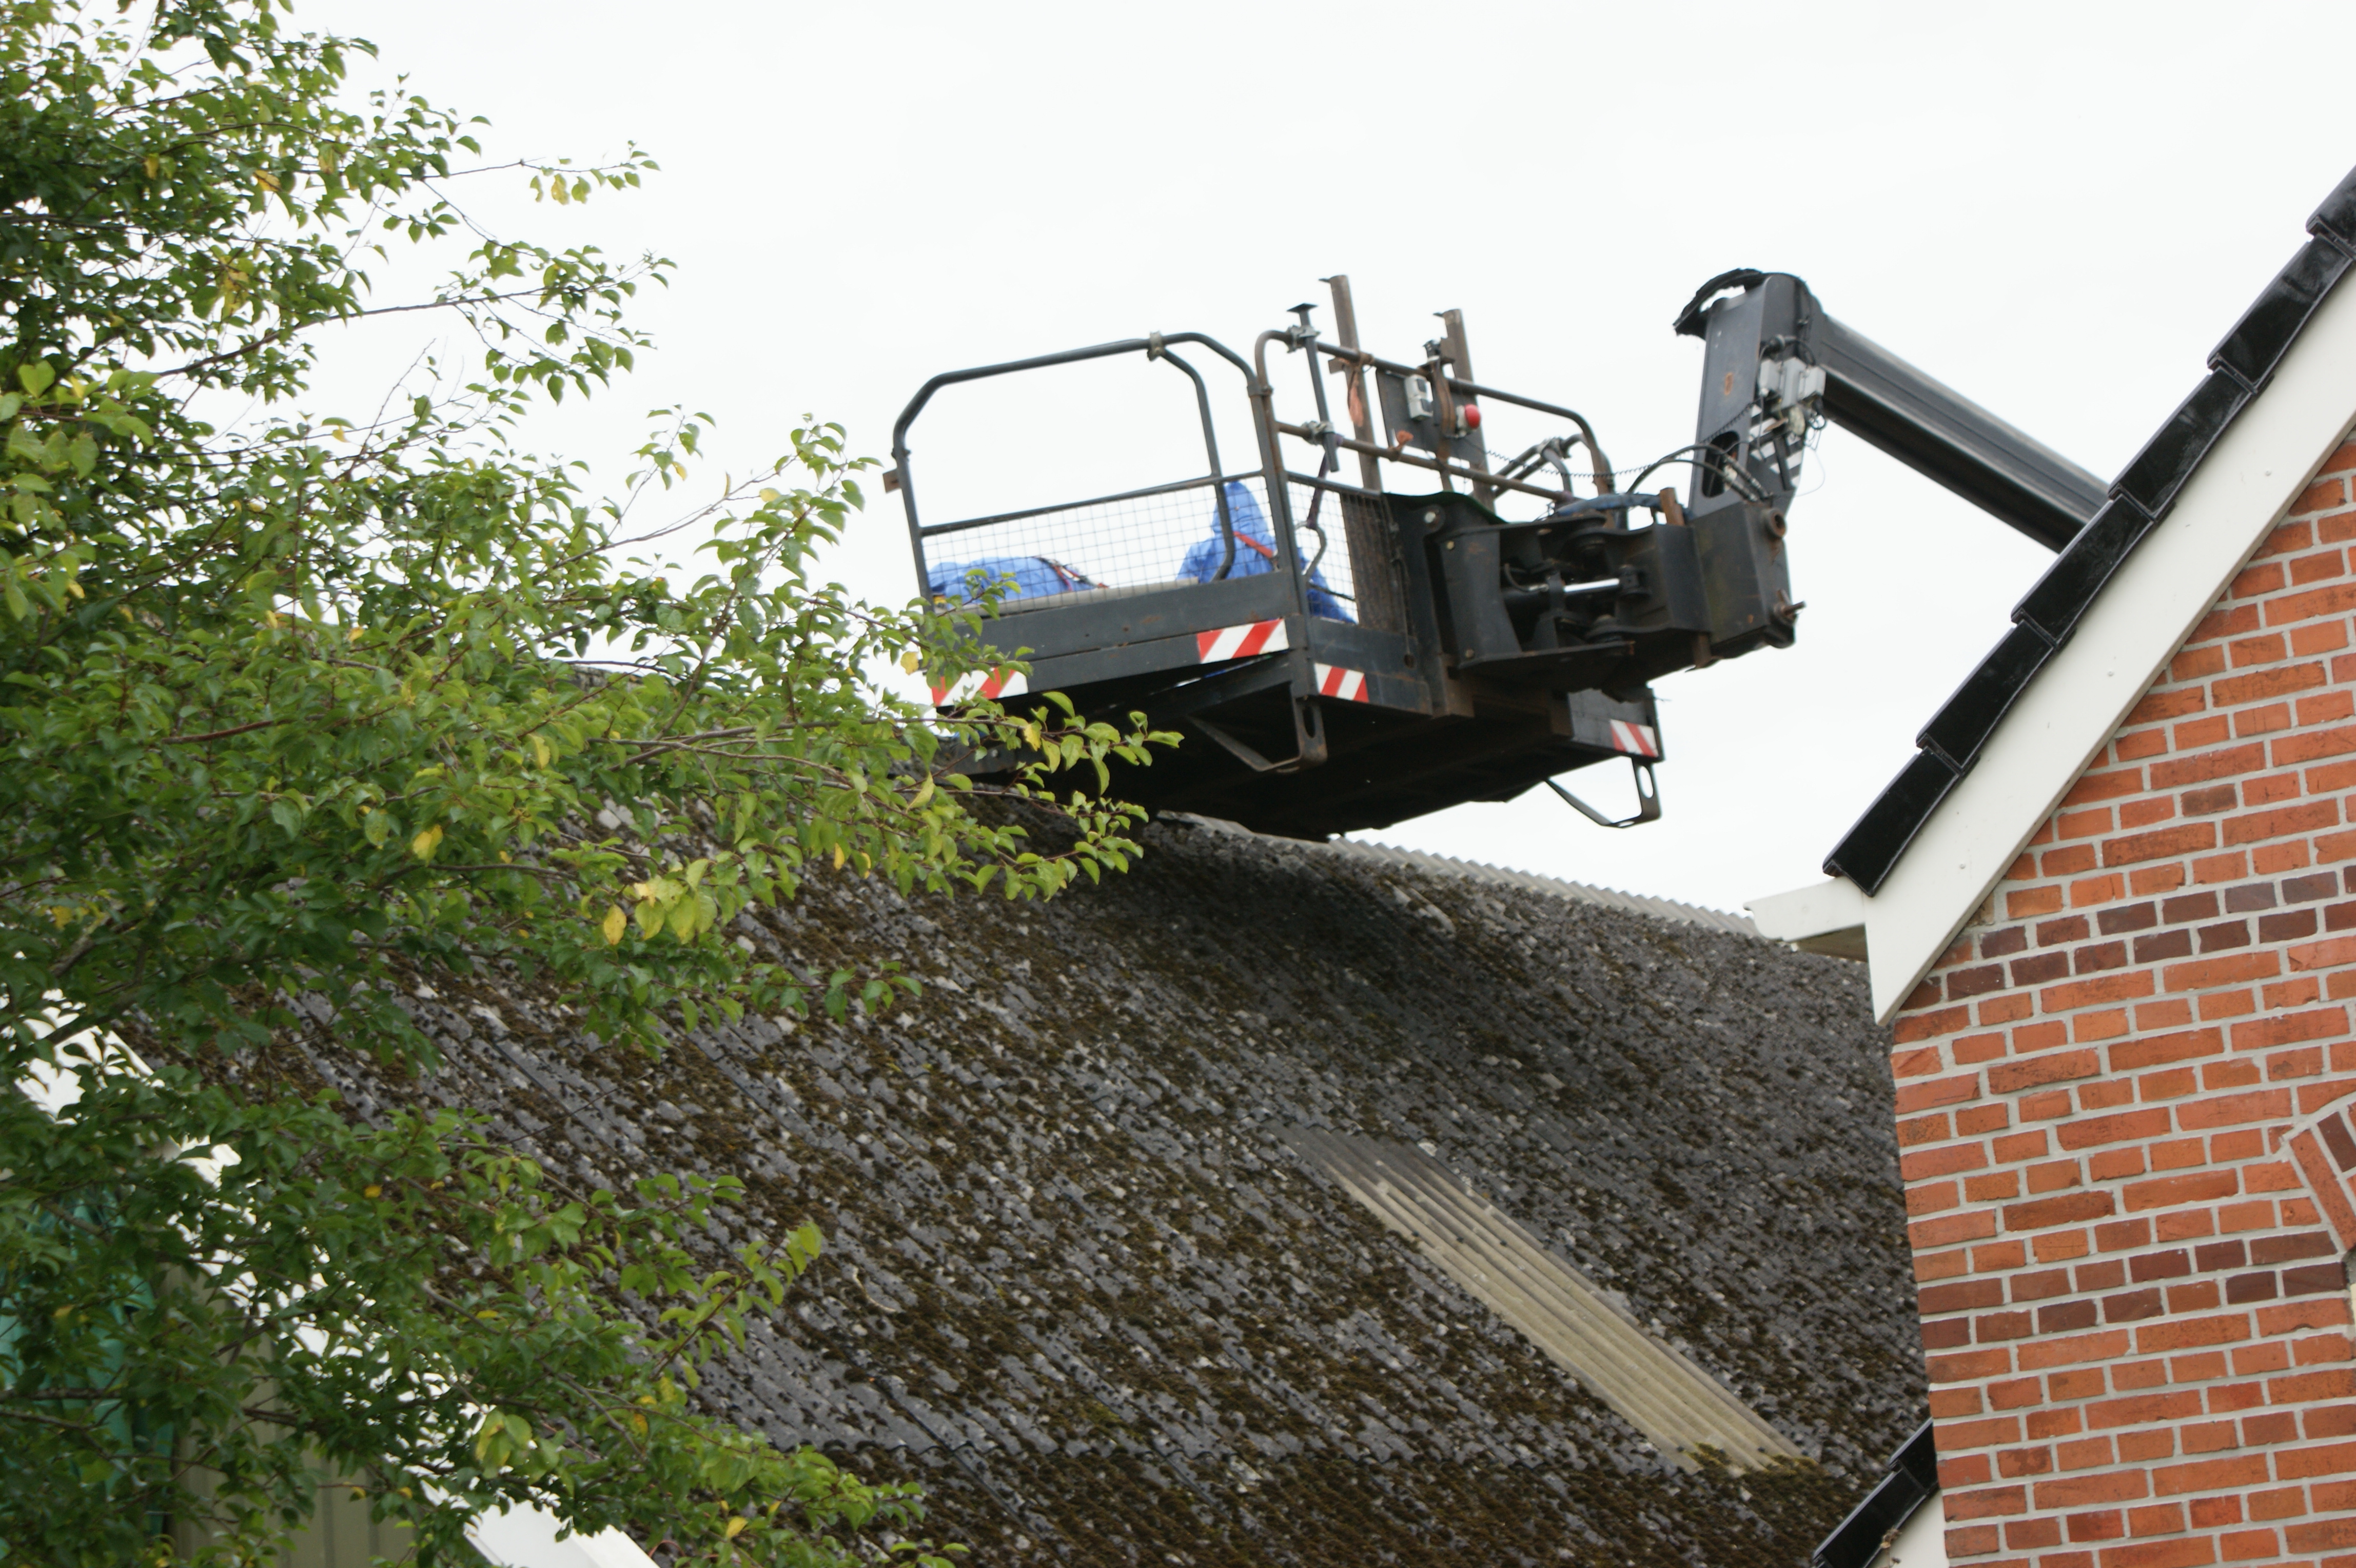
[1676,269,2106,552]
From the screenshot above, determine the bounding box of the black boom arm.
[1676,269,2106,552]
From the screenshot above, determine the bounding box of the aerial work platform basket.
[888,271,2100,840]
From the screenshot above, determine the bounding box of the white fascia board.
[1748,878,1868,943]
[1874,1488,1948,1568]
[1862,277,2356,1021]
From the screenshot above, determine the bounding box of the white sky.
[308,0,2356,914]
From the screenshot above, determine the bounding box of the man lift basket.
[889,271,2106,840]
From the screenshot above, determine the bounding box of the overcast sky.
[309,0,2356,914]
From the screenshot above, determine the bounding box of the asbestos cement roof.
[218,812,1921,1568]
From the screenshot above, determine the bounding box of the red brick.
[2161,952,2283,990]
[1990,1050,2105,1094]
[2119,1170,2240,1211]
[2151,743,2268,789]
[1896,1074,1982,1114]
[2103,823,2222,868]
[2068,769,2152,806]
[1904,1143,1993,1181]
[2131,688,2206,724]
[2005,1192,2119,1231]
[2273,721,2356,765]
[2213,660,2329,707]
[2175,1088,2294,1129]
[1895,1004,1973,1042]
[2290,935,2356,971]
[2287,1517,2356,1551]
[2276,1439,2356,1479]
[1941,1483,2030,1519]
[2041,972,2160,1012]
[2083,1391,2203,1429]
[2057,1109,2176,1151]
[2109,1028,2224,1070]
[2223,799,2342,846]
[2267,579,2356,627]
[2047,843,2099,876]
[2033,1471,2149,1507]
[2149,1452,2272,1495]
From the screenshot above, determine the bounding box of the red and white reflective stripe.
[1313,663,1369,702]
[1195,619,1289,662]
[927,667,1028,706]
[1609,719,1660,758]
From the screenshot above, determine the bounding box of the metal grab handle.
[1148,344,1237,580]
[1545,759,1660,829]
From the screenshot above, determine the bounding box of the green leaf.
[17,361,54,396]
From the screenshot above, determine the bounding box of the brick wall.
[1891,436,2356,1566]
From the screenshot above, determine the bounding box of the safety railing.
[891,332,1359,630]
[890,296,1625,639]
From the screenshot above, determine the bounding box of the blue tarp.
[926,555,1098,605]
[1178,482,1352,621]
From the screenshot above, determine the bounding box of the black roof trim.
[1824,163,2356,895]
[1917,621,2057,772]
[2012,499,2159,644]
[2211,240,2352,392]
[1814,1421,1937,1568]
[2111,371,2253,519]
[1822,751,1960,892]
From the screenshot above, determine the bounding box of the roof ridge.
[1156,813,1759,936]
[1340,839,1759,935]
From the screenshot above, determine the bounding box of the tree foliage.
[0,1,1168,1560]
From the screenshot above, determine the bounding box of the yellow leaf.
[363,1184,382,1199]
[899,650,920,674]
[143,154,158,179]
[911,775,934,808]
[410,824,444,860]
[256,170,280,194]
[531,735,553,768]
[758,487,780,503]
[725,1518,748,1539]
[601,906,628,945]
[831,845,846,870]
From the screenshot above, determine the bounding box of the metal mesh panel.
[1280,476,1358,615]
[921,475,1366,622]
